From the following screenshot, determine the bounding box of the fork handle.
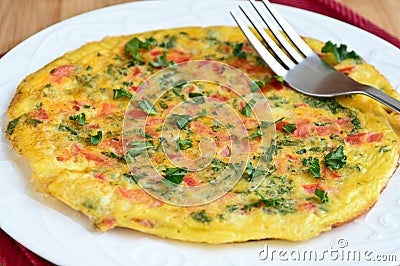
[362,86,400,113]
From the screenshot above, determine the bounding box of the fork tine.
[230,10,287,77]
[248,0,304,63]
[257,0,313,58]
[238,4,295,70]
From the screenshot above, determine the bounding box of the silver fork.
[230,0,400,113]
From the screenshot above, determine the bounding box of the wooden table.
[1,0,400,54]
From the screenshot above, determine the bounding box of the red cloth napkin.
[273,0,400,48]
[1,1,400,265]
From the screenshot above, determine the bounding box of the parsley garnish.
[245,162,265,181]
[282,123,297,133]
[6,117,21,135]
[138,99,158,115]
[252,190,284,208]
[240,99,256,118]
[324,145,347,170]
[89,131,102,145]
[58,124,78,135]
[113,88,133,99]
[188,92,205,105]
[265,138,277,162]
[139,128,153,139]
[101,151,126,162]
[160,36,177,49]
[149,52,177,68]
[247,129,264,140]
[315,188,329,203]
[170,114,192,129]
[190,210,212,223]
[125,37,154,60]
[69,113,86,126]
[159,101,169,109]
[233,43,247,59]
[321,41,360,63]
[211,158,227,172]
[127,141,153,157]
[177,137,193,150]
[302,157,321,178]
[164,167,188,185]
[260,117,285,128]
[24,119,43,127]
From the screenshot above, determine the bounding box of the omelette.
[5,26,400,243]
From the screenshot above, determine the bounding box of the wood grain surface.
[1,0,400,54]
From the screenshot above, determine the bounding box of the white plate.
[1,1,400,265]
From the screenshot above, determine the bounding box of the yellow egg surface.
[5,26,400,243]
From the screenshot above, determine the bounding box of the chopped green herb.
[149,52,177,69]
[127,141,153,156]
[241,99,256,118]
[304,97,361,131]
[314,121,333,126]
[260,117,285,128]
[173,81,187,89]
[58,124,78,135]
[302,157,321,178]
[379,146,390,153]
[123,172,137,184]
[164,167,188,185]
[69,113,86,126]
[24,119,43,127]
[247,129,264,140]
[211,158,227,172]
[255,190,284,207]
[139,128,153,138]
[262,198,284,207]
[161,35,177,49]
[304,97,344,114]
[177,137,192,150]
[233,43,247,59]
[101,151,125,162]
[244,200,262,211]
[321,41,360,63]
[277,140,301,147]
[324,145,347,170]
[282,123,297,133]
[226,205,240,213]
[315,188,329,203]
[170,114,192,129]
[265,138,277,162]
[125,37,154,60]
[245,162,265,181]
[296,149,307,154]
[190,210,212,223]
[89,131,102,145]
[188,92,205,105]
[6,117,21,135]
[113,88,133,99]
[159,101,169,109]
[138,99,158,115]
[211,123,222,132]
[250,81,260,92]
